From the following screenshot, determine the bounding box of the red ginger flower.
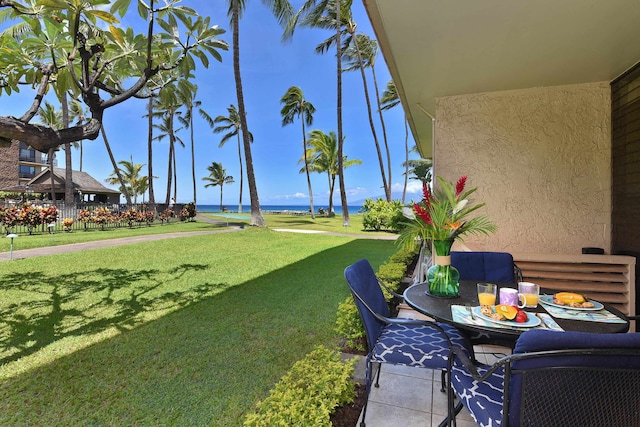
[421,183,433,205]
[455,176,467,197]
[413,202,433,226]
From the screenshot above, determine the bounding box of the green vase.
[427,239,460,297]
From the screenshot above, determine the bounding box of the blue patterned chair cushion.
[451,251,515,283]
[451,361,505,427]
[371,322,471,367]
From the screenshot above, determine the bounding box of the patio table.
[404,281,630,348]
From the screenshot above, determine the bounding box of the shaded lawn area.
[0,228,395,426]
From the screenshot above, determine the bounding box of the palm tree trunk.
[220,186,223,212]
[48,148,56,203]
[232,0,265,227]
[173,144,177,202]
[237,134,244,213]
[190,115,197,204]
[79,141,83,172]
[372,65,392,200]
[102,125,131,205]
[147,94,155,205]
[165,140,173,205]
[302,120,315,219]
[328,172,335,214]
[336,0,349,226]
[62,95,74,205]
[352,34,390,201]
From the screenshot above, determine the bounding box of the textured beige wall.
[435,82,611,254]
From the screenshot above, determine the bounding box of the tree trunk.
[62,95,74,205]
[165,139,173,205]
[147,94,155,204]
[352,34,390,201]
[190,114,197,204]
[237,134,244,213]
[232,0,265,227]
[336,0,349,226]
[79,141,83,172]
[48,148,56,204]
[372,65,392,201]
[102,125,131,205]
[302,119,315,219]
[328,172,335,214]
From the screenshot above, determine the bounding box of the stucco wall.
[435,82,611,254]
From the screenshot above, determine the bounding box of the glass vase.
[427,239,460,297]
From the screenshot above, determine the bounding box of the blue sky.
[1,1,420,207]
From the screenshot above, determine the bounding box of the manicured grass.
[0,220,219,252]
[205,212,395,237]
[0,227,396,426]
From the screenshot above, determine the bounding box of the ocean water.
[196,204,363,215]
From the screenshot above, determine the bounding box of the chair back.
[344,259,390,351]
[506,330,640,426]
[451,251,515,283]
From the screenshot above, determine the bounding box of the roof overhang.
[363,0,640,158]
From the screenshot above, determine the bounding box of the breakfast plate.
[472,306,541,328]
[539,295,604,311]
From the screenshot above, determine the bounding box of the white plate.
[472,306,541,328]
[539,294,604,311]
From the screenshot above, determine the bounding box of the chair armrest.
[514,263,523,283]
[450,346,510,382]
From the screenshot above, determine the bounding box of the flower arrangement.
[399,175,496,247]
[399,175,497,297]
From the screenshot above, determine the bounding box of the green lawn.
[0,227,396,426]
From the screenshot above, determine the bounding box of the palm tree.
[200,105,252,214]
[226,0,293,226]
[286,0,352,226]
[106,156,146,205]
[101,125,132,206]
[280,86,317,219]
[380,80,409,203]
[203,162,234,212]
[303,130,361,214]
[176,80,200,205]
[344,33,392,201]
[152,84,184,205]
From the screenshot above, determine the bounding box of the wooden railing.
[513,253,636,317]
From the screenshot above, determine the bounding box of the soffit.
[363,0,640,158]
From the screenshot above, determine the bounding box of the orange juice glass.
[518,282,540,308]
[477,283,497,306]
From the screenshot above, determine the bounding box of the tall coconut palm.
[303,129,361,214]
[202,162,234,212]
[286,0,352,226]
[380,80,410,203]
[176,80,200,204]
[344,33,392,201]
[101,125,132,206]
[200,105,252,214]
[226,0,293,227]
[280,86,317,219]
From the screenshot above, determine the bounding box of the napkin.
[541,304,627,323]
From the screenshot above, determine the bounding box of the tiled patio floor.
[354,345,510,427]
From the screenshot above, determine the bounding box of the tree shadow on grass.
[0,263,215,365]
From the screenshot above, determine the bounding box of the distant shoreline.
[196,204,363,215]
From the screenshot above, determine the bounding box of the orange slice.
[495,304,518,320]
[554,292,585,305]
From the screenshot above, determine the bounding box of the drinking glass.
[477,282,497,306]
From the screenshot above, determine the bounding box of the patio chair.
[344,259,473,427]
[450,251,522,284]
[448,329,640,427]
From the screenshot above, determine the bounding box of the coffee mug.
[499,288,527,308]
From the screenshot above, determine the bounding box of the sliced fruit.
[515,312,528,323]
[495,304,518,320]
[554,292,585,305]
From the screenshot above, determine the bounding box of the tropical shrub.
[243,346,356,427]
[62,218,74,232]
[361,198,404,232]
[335,246,419,351]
